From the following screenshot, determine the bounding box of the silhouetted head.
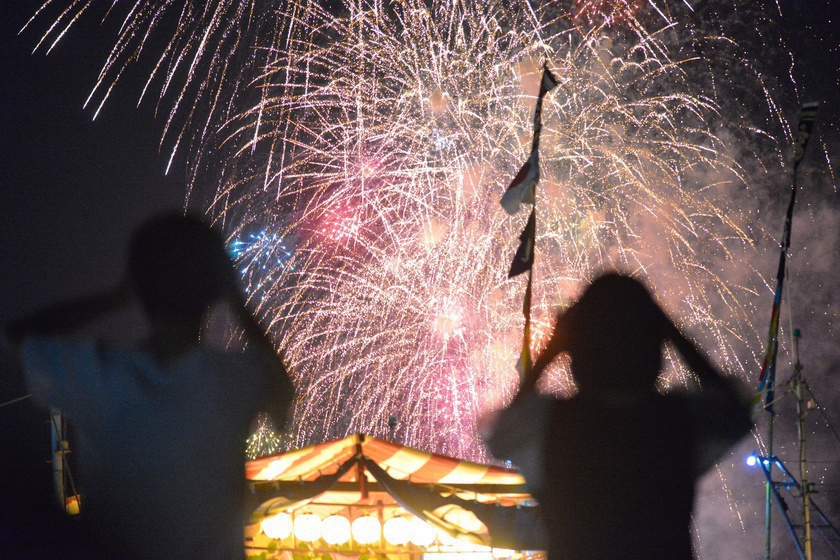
[127,213,236,325]
[562,273,669,395]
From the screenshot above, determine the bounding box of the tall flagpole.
[758,101,819,560]
[791,329,812,560]
[522,269,533,378]
[500,63,558,380]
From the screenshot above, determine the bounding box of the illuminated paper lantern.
[262,513,293,540]
[322,515,352,545]
[408,517,436,547]
[294,513,322,542]
[352,516,381,544]
[438,530,460,546]
[383,516,411,545]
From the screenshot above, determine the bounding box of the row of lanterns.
[261,512,440,547]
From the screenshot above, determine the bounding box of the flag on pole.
[756,102,818,411]
[500,150,539,215]
[502,63,557,378]
[500,64,558,215]
[508,209,536,277]
[533,66,559,150]
[793,102,820,172]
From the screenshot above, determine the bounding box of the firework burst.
[212,0,786,461]
[28,1,790,460]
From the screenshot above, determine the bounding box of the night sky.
[1,1,839,558]
[1,0,189,539]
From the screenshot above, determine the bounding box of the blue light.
[746,454,758,467]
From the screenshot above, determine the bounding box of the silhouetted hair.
[127,213,235,323]
[562,273,668,394]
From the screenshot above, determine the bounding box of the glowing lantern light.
[383,516,411,545]
[408,517,437,547]
[262,513,293,540]
[438,530,459,545]
[352,516,381,544]
[322,515,352,545]
[65,495,81,516]
[294,513,322,542]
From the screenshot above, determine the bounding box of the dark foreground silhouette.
[487,272,752,560]
[5,213,294,559]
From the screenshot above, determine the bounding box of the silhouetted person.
[487,272,752,559]
[5,213,294,559]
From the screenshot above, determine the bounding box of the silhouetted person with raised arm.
[5,213,294,559]
[487,272,752,560]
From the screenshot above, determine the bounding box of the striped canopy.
[244,434,544,551]
[247,433,526,487]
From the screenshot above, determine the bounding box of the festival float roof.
[244,434,546,556]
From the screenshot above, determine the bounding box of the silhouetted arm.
[660,316,753,475]
[658,308,737,390]
[514,310,571,403]
[231,292,295,430]
[4,286,131,349]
